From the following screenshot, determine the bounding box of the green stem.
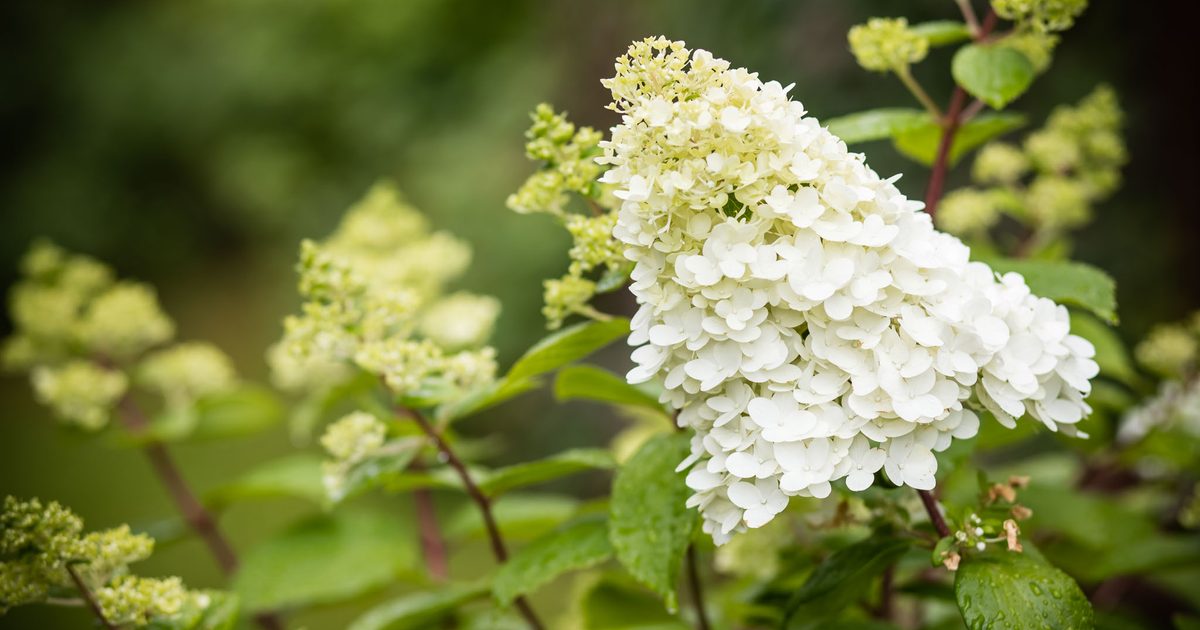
[895,66,943,120]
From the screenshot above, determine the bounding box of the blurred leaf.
[208,453,326,508]
[783,536,911,624]
[493,517,613,606]
[147,591,239,630]
[955,551,1092,630]
[434,374,542,424]
[578,574,689,630]
[331,438,425,502]
[347,581,490,630]
[911,20,972,46]
[825,108,930,144]
[189,385,284,441]
[952,44,1035,109]
[1093,534,1200,578]
[893,113,1026,166]
[609,433,694,612]
[288,372,377,444]
[988,258,1118,323]
[479,448,615,497]
[1020,484,1155,550]
[233,509,417,611]
[1068,312,1138,386]
[446,494,580,542]
[380,466,464,493]
[596,264,634,294]
[555,365,664,413]
[1176,615,1200,630]
[507,318,631,383]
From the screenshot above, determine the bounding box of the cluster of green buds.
[1134,311,1200,379]
[509,104,627,329]
[275,182,501,401]
[934,476,1032,570]
[3,242,240,432]
[992,0,1088,34]
[937,85,1125,246]
[847,18,929,74]
[0,496,200,626]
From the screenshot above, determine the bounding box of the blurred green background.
[1,0,1195,627]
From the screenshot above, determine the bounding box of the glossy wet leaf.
[955,551,1092,630]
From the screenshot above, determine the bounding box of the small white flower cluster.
[600,38,1099,544]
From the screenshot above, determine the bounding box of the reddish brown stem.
[401,407,544,630]
[410,466,449,581]
[117,397,286,630]
[66,565,117,630]
[917,489,952,538]
[685,545,712,630]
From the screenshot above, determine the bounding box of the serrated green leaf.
[233,509,417,610]
[988,258,1118,323]
[784,536,911,623]
[446,494,580,542]
[893,113,1026,166]
[578,574,689,630]
[609,433,694,612]
[507,318,631,383]
[555,365,664,412]
[911,20,972,46]
[479,448,615,497]
[208,454,326,508]
[347,582,490,630]
[494,517,614,605]
[825,108,930,144]
[952,44,1036,109]
[955,551,1092,630]
[1068,312,1137,386]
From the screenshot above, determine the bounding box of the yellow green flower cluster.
[992,0,1088,33]
[277,182,500,399]
[319,411,388,499]
[137,342,237,409]
[937,85,1125,242]
[847,18,928,73]
[1135,316,1200,379]
[1,496,194,626]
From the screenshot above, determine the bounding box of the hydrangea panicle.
[601,38,1099,544]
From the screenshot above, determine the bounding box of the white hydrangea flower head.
[600,38,1100,544]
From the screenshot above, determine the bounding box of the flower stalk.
[66,564,117,630]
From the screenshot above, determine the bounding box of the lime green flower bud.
[320,411,386,463]
[95,575,186,626]
[1003,31,1059,73]
[566,213,623,273]
[542,273,597,330]
[973,143,1031,185]
[1025,175,1090,230]
[418,292,501,350]
[31,360,127,430]
[75,283,175,358]
[508,104,607,216]
[138,342,237,407]
[265,342,351,394]
[354,338,444,395]
[937,189,1003,236]
[992,0,1088,33]
[442,347,498,391]
[1024,129,1081,173]
[848,18,929,73]
[1136,325,1198,378]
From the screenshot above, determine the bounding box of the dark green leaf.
[507,318,631,383]
[784,536,911,623]
[493,517,614,605]
[555,365,664,412]
[955,551,1092,630]
[893,113,1026,166]
[952,44,1036,109]
[446,494,580,542]
[479,448,615,497]
[825,109,930,144]
[347,582,490,630]
[911,20,972,46]
[233,509,418,610]
[988,258,1118,323]
[578,574,689,630]
[208,454,326,508]
[609,433,694,612]
[1068,312,1137,385]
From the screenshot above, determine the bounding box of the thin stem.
[409,460,449,581]
[875,564,896,620]
[955,0,982,36]
[66,565,117,630]
[917,489,952,538]
[685,545,712,630]
[896,67,943,119]
[400,406,545,630]
[116,396,287,630]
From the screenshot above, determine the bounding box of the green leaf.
[507,318,631,383]
[955,551,1092,630]
[784,536,911,623]
[233,509,417,611]
[189,385,284,441]
[208,454,327,508]
[578,574,689,630]
[1068,312,1138,386]
[434,374,542,423]
[988,258,1118,323]
[147,591,239,630]
[347,582,490,630]
[824,108,930,144]
[493,517,614,606]
[596,263,634,294]
[446,494,580,542]
[555,365,664,413]
[609,433,694,612]
[331,438,425,502]
[910,20,972,46]
[479,448,615,497]
[952,44,1036,109]
[893,113,1026,166]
